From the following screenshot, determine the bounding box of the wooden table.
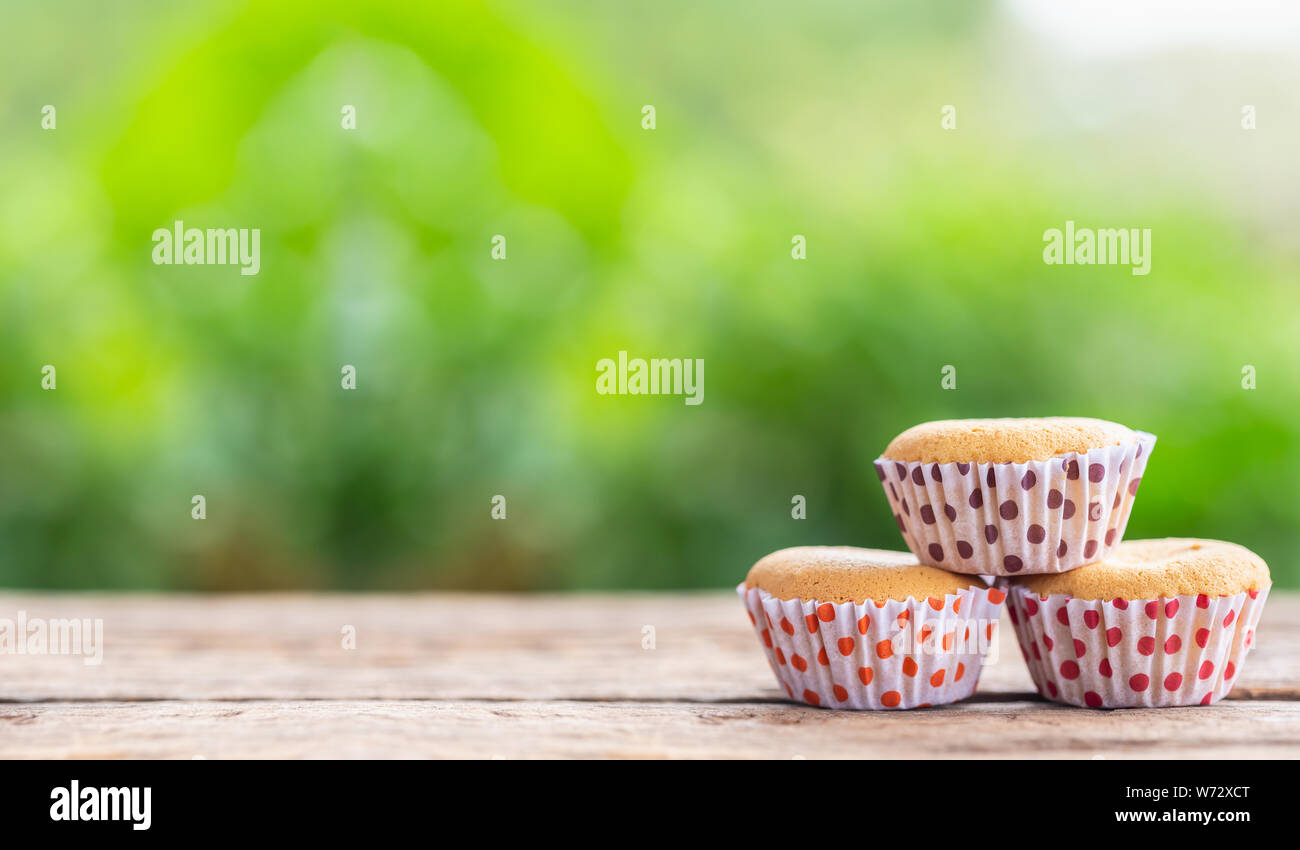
[2,592,1297,758]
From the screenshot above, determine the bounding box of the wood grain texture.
[1,592,1297,758]
[4,700,1300,760]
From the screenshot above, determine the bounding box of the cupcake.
[874,417,1155,575]
[738,546,1005,709]
[1005,538,1270,708]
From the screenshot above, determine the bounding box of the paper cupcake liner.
[874,432,1156,575]
[738,583,1006,710]
[1005,583,1269,708]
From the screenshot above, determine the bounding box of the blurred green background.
[2,1,1297,590]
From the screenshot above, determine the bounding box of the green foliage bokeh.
[1,1,1296,590]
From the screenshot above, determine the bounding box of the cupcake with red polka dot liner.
[1005,539,1270,708]
[739,546,1006,710]
[874,417,1156,576]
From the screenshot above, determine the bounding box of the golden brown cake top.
[744,546,984,603]
[1013,539,1270,600]
[882,417,1138,463]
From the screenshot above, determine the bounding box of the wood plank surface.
[1,592,1297,758]
[5,699,1300,759]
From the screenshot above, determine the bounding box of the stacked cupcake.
[740,417,1272,710]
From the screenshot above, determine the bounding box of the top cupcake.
[884,417,1137,464]
[874,416,1155,575]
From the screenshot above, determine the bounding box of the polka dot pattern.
[1005,584,1269,708]
[874,432,1155,575]
[739,582,1005,710]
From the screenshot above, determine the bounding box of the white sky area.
[1003,0,1300,56]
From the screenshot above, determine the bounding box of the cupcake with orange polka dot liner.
[1004,539,1270,708]
[739,546,1006,709]
[875,417,1156,576]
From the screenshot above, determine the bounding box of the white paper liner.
[738,583,1006,710]
[874,432,1156,575]
[1005,583,1269,708]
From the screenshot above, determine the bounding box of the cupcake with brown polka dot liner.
[874,417,1156,576]
[1005,539,1270,708]
[739,546,1006,710]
